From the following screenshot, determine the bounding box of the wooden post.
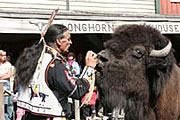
[74,99,80,120]
[66,0,70,11]
[0,82,4,120]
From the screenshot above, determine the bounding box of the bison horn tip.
[150,41,172,57]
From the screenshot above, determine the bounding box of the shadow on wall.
[70,34,110,55]
[0,33,111,65]
[0,33,40,65]
[165,34,180,64]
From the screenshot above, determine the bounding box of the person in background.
[13,76,26,120]
[66,52,81,78]
[0,50,14,120]
[15,24,98,120]
[81,86,98,120]
[77,53,85,73]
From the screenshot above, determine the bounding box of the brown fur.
[96,24,180,120]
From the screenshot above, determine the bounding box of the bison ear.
[103,40,118,50]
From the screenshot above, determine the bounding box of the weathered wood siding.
[70,0,155,14]
[0,0,67,12]
[0,0,155,14]
[160,0,180,14]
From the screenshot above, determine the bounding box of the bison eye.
[136,50,141,54]
[132,47,145,59]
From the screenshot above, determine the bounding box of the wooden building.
[0,1,180,119]
[0,0,180,64]
[158,0,180,14]
[0,0,155,14]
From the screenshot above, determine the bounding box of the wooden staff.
[39,9,59,43]
[41,9,59,37]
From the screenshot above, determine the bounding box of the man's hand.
[85,51,98,68]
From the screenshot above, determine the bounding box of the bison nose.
[97,50,109,62]
[97,55,108,62]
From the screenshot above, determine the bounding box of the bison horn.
[150,41,172,57]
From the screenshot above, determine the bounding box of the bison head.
[96,24,176,119]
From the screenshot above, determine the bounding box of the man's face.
[59,30,72,52]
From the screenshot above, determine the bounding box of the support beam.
[74,99,80,120]
[0,82,4,120]
[66,0,70,11]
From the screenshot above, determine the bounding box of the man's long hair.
[15,24,68,89]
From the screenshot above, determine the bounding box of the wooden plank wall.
[0,0,155,14]
[160,0,180,14]
[70,0,155,14]
[0,0,67,12]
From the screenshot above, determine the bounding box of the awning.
[0,10,180,34]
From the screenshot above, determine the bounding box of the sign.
[55,21,180,34]
[0,18,180,34]
[61,21,115,34]
[149,22,180,34]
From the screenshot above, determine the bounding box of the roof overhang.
[1,10,180,34]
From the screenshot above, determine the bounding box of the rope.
[38,40,46,65]
[45,45,67,62]
[80,73,96,108]
[37,8,59,68]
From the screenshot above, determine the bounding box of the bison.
[96,24,180,120]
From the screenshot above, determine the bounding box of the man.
[15,24,98,120]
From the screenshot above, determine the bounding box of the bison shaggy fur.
[96,24,180,120]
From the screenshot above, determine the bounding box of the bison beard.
[96,24,180,120]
